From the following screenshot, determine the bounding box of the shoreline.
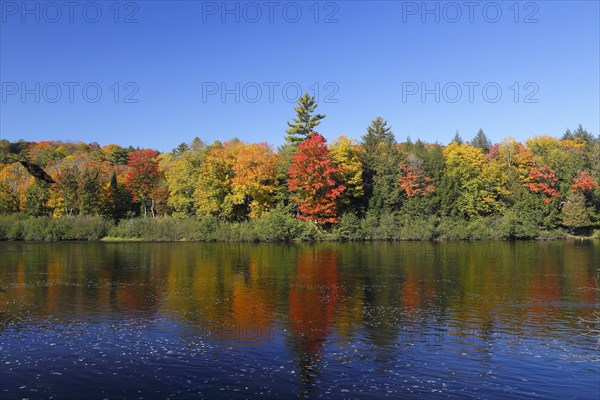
[2,214,598,242]
[1,236,596,243]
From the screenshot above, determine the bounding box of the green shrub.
[251,208,317,242]
[334,213,364,241]
[0,215,110,241]
[397,215,437,240]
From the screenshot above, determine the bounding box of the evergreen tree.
[107,145,130,166]
[285,93,326,144]
[451,131,463,144]
[172,142,189,157]
[472,129,491,153]
[103,171,129,222]
[362,117,395,151]
[79,168,101,215]
[562,124,594,144]
[360,117,400,214]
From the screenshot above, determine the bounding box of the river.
[0,241,598,399]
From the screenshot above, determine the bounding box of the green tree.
[561,192,592,233]
[562,124,594,144]
[285,93,326,144]
[102,171,130,222]
[471,129,491,153]
[361,117,400,213]
[451,131,463,144]
[79,167,101,215]
[105,144,130,166]
[24,181,51,216]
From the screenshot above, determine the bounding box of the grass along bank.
[2,212,598,242]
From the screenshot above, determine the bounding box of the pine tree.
[361,117,395,151]
[285,93,326,144]
[451,131,463,144]
[472,129,491,153]
[562,124,594,144]
[360,117,400,214]
[103,171,128,222]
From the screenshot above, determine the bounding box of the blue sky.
[1,0,598,151]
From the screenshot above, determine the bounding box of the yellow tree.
[230,143,280,218]
[159,145,205,217]
[329,136,364,212]
[0,163,31,213]
[443,142,508,217]
[194,140,243,220]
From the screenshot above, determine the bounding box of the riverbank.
[2,213,598,242]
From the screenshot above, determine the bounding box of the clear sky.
[1,0,598,151]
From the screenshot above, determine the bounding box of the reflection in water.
[288,248,339,395]
[0,241,598,399]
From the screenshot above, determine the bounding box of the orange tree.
[288,132,345,226]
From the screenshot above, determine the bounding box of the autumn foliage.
[399,155,436,197]
[571,170,599,193]
[524,165,560,203]
[1,120,599,239]
[124,149,160,215]
[231,143,280,218]
[288,132,345,225]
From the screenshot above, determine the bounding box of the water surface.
[0,241,598,399]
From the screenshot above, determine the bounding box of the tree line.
[1,93,599,239]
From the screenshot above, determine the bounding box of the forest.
[1,93,599,241]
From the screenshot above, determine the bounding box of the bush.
[499,210,539,239]
[0,214,110,241]
[437,216,505,240]
[397,215,437,240]
[334,213,364,241]
[251,208,318,242]
[106,209,320,242]
[0,214,26,240]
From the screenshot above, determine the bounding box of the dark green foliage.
[335,213,364,240]
[0,214,110,241]
[285,93,325,144]
[25,181,51,216]
[107,208,318,242]
[107,145,130,166]
[562,124,595,144]
[451,131,463,144]
[79,168,101,215]
[472,129,491,153]
[361,117,401,214]
[102,171,131,222]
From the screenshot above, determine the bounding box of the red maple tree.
[288,132,345,225]
[570,170,599,193]
[124,149,159,216]
[524,165,560,203]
